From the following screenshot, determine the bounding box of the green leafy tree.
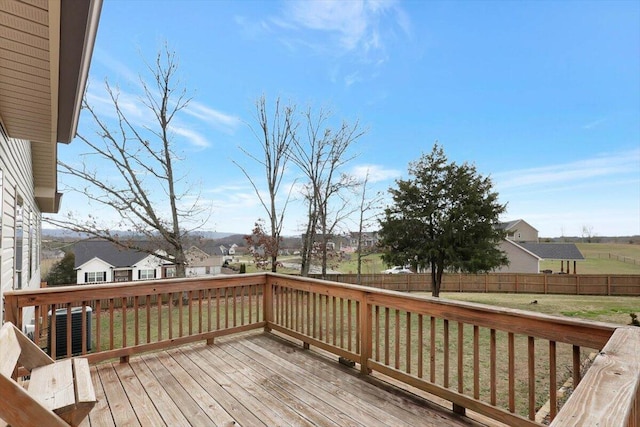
[45,252,76,286]
[378,144,508,297]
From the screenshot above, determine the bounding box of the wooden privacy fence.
[315,273,640,296]
[4,273,639,426]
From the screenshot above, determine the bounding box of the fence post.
[544,274,548,294]
[607,276,611,296]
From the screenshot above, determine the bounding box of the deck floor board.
[87,332,482,426]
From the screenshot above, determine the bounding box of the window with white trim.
[85,271,107,283]
[14,195,23,290]
[138,269,156,280]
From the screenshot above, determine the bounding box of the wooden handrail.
[550,326,640,427]
[4,273,636,426]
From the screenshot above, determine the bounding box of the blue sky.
[56,0,640,238]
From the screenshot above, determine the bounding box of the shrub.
[630,313,640,327]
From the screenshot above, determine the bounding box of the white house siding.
[0,135,42,326]
[495,240,540,273]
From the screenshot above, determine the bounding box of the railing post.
[359,292,372,375]
[264,274,273,332]
[3,293,19,324]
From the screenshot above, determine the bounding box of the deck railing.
[4,273,639,426]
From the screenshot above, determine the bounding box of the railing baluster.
[121,297,127,348]
[312,292,317,339]
[528,336,535,420]
[458,322,464,394]
[375,305,380,362]
[572,345,581,388]
[430,316,436,383]
[474,325,479,399]
[189,290,194,335]
[199,290,204,332]
[157,292,162,341]
[318,293,323,341]
[146,295,151,343]
[490,328,497,405]
[347,299,352,352]
[340,297,344,349]
[109,299,115,350]
[224,287,229,329]
[34,305,41,346]
[232,286,237,328]
[406,311,411,374]
[168,293,174,339]
[206,289,211,332]
[306,291,311,337]
[51,306,57,359]
[325,294,330,344]
[248,286,252,325]
[444,319,449,388]
[508,332,515,413]
[94,299,101,351]
[384,307,390,365]
[417,313,423,378]
[549,340,557,420]
[355,300,360,354]
[394,309,400,370]
[332,296,337,346]
[134,296,140,345]
[66,304,72,357]
[81,303,88,355]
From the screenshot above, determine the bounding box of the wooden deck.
[84,332,481,427]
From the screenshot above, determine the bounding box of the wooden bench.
[0,322,96,427]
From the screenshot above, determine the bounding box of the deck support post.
[119,355,129,364]
[206,338,214,345]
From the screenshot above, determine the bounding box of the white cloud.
[351,164,402,182]
[184,101,242,133]
[170,126,211,149]
[272,0,409,62]
[583,118,606,130]
[493,149,640,191]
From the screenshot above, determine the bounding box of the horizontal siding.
[1,129,42,323]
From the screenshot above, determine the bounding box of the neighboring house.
[74,240,173,284]
[0,2,101,326]
[498,219,539,242]
[341,231,380,252]
[185,246,222,277]
[496,220,584,273]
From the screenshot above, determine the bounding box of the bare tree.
[290,108,364,277]
[354,170,384,284]
[234,96,297,272]
[46,46,206,278]
[582,224,596,243]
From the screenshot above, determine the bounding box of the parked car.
[382,266,413,274]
